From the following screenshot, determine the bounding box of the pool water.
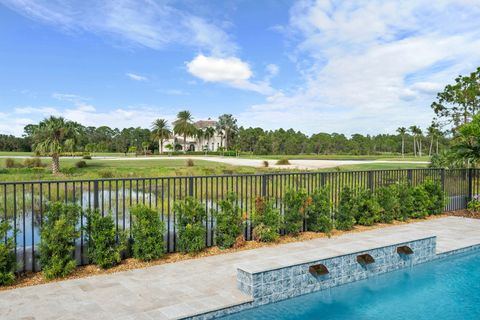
[222,250,480,320]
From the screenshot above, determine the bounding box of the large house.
[166,118,224,152]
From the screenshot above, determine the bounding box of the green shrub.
[0,221,17,286]
[4,158,16,168]
[186,159,194,167]
[397,182,415,220]
[214,193,243,249]
[175,197,206,254]
[82,155,92,160]
[411,185,430,219]
[306,187,333,233]
[262,160,269,167]
[85,210,127,268]
[376,185,399,223]
[23,157,45,168]
[335,187,356,230]
[252,197,281,242]
[354,189,381,226]
[130,205,165,261]
[421,179,446,214]
[276,158,290,165]
[39,202,80,279]
[75,161,87,168]
[468,195,480,212]
[283,189,307,235]
[98,170,114,178]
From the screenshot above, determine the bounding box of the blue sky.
[1,0,480,137]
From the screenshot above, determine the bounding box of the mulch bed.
[0,213,463,292]
[445,209,480,219]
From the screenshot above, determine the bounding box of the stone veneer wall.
[237,237,436,305]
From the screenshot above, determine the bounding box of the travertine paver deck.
[1,216,479,320]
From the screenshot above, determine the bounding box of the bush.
[98,170,114,178]
[186,159,194,167]
[335,187,356,230]
[5,158,16,168]
[306,187,333,233]
[397,182,415,220]
[0,221,17,286]
[283,189,307,235]
[421,179,446,214]
[85,210,127,268]
[175,197,206,254]
[376,185,399,223]
[130,205,165,261]
[82,155,92,160]
[468,195,480,212]
[262,160,269,168]
[23,157,45,168]
[411,185,430,219]
[75,161,87,168]
[354,189,381,226]
[276,158,290,165]
[39,202,80,279]
[252,197,281,242]
[214,193,243,249]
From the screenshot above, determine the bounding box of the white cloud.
[1,0,237,56]
[126,73,147,81]
[186,54,274,95]
[266,64,279,78]
[239,0,480,134]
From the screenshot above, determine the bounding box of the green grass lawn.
[321,162,428,171]
[238,154,430,161]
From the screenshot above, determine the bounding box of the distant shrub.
[82,155,92,160]
[175,197,206,254]
[75,161,87,168]
[5,158,16,168]
[335,187,356,230]
[23,157,45,168]
[0,221,17,286]
[214,193,243,249]
[130,205,165,261]
[262,160,269,168]
[98,170,114,178]
[306,187,333,234]
[283,189,307,235]
[252,197,281,242]
[39,202,80,279]
[376,184,399,223]
[85,210,127,268]
[186,159,194,167]
[354,189,381,226]
[276,158,290,165]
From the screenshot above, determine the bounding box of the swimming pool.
[222,251,480,320]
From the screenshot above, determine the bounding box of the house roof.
[194,120,217,129]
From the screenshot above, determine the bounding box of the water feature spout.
[356,253,375,266]
[397,245,414,255]
[309,264,329,276]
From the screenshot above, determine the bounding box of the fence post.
[188,177,194,197]
[468,168,473,202]
[407,169,413,185]
[93,180,99,209]
[261,174,267,198]
[368,171,374,191]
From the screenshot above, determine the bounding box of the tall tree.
[204,127,215,151]
[396,127,407,157]
[427,123,440,156]
[173,111,196,153]
[151,119,171,154]
[32,116,76,175]
[217,114,238,150]
[409,125,419,157]
[431,67,480,129]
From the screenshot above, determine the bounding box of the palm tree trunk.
[160,140,164,154]
[401,136,405,158]
[183,133,187,153]
[436,139,439,154]
[419,140,422,157]
[429,137,433,156]
[52,154,60,175]
[158,140,162,155]
[413,136,416,157]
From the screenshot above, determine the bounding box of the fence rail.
[0,168,476,272]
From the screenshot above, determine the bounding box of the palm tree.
[427,123,438,157]
[32,116,76,175]
[196,128,204,151]
[217,114,238,150]
[151,119,171,154]
[173,110,196,153]
[416,127,423,157]
[396,127,407,158]
[204,127,215,152]
[409,125,418,157]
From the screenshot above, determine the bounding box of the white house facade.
[166,119,224,152]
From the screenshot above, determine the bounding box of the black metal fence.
[0,168,476,272]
